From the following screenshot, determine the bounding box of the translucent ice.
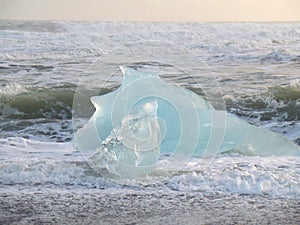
[88,100,161,178]
[74,67,300,175]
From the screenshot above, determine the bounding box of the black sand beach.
[1,186,299,224]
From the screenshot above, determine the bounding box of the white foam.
[1,22,300,62]
[166,156,300,198]
[0,83,29,96]
[0,138,299,198]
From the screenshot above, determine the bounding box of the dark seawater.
[0,21,299,202]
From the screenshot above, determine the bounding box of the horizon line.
[1,18,300,23]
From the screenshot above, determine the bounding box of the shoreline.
[1,186,299,224]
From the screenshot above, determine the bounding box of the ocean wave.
[267,79,300,101]
[0,28,103,61]
[261,50,300,63]
[227,79,300,121]
[1,80,298,143]
[1,21,300,63]
[0,20,65,33]
[0,119,73,142]
[225,80,300,145]
[257,80,300,121]
[0,84,75,119]
[0,50,101,61]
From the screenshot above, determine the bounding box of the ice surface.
[74,67,300,177]
[88,100,161,178]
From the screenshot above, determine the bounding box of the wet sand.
[0,186,299,225]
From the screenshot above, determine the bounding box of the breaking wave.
[226,80,300,121]
[0,84,75,119]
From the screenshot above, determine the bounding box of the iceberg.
[74,67,300,178]
[88,100,161,179]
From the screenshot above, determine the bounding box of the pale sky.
[0,0,300,22]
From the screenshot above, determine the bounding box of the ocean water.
[0,20,300,203]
